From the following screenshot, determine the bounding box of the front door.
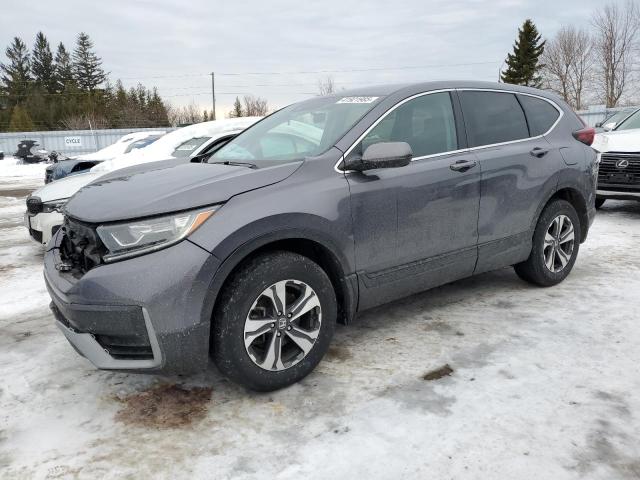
[344,91,481,310]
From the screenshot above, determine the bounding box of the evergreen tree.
[53,42,75,92]
[501,19,546,87]
[31,32,56,93]
[72,32,106,91]
[8,105,35,131]
[228,96,243,117]
[0,37,32,105]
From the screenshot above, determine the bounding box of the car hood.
[65,160,302,223]
[31,171,105,202]
[592,129,640,153]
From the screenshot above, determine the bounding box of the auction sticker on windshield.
[336,96,379,104]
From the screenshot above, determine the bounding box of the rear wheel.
[212,251,336,391]
[515,199,581,287]
[595,197,606,209]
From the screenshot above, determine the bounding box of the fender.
[196,219,358,331]
[529,172,590,243]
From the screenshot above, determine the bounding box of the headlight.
[97,207,219,262]
[42,199,68,213]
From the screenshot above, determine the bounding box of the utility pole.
[210,72,216,120]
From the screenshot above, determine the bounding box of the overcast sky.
[1,0,604,117]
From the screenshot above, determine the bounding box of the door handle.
[530,147,549,158]
[449,159,477,172]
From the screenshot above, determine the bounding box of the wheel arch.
[202,229,358,346]
[532,185,589,243]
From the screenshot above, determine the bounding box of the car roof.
[335,80,562,102]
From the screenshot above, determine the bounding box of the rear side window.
[358,92,458,158]
[459,91,528,147]
[518,95,560,136]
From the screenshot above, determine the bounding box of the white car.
[592,108,640,208]
[45,131,166,183]
[25,117,262,244]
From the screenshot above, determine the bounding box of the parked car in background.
[44,131,166,183]
[25,117,261,244]
[594,107,638,133]
[592,108,640,208]
[43,81,597,391]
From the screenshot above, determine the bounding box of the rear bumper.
[597,189,640,201]
[44,230,221,374]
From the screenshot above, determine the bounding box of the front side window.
[518,95,560,136]
[210,95,383,167]
[459,91,529,147]
[354,92,458,158]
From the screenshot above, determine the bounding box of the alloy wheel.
[543,214,575,273]
[243,279,322,371]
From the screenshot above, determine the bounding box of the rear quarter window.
[459,91,529,147]
[518,95,560,136]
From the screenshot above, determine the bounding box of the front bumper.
[44,230,221,374]
[24,210,63,245]
[596,189,640,201]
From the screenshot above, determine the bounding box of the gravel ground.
[1,161,640,479]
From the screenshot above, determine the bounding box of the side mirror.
[346,142,413,172]
[595,122,603,128]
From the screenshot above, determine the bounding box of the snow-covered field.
[1,161,640,480]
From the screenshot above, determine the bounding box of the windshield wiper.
[208,160,258,169]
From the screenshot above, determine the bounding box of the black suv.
[44,81,597,391]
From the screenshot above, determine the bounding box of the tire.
[595,197,606,209]
[212,251,336,391]
[514,199,581,287]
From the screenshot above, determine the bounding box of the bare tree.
[242,95,268,116]
[318,76,336,96]
[167,102,205,126]
[592,0,640,107]
[60,113,109,130]
[542,26,594,110]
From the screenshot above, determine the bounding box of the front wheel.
[514,199,581,287]
[212,251,336,391]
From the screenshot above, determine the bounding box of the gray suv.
[44,81,597,391]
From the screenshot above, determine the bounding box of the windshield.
[210,95,383,166]
[614,109,640,131]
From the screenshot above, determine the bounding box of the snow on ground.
[1,165,640,479]
[0,156,48,193]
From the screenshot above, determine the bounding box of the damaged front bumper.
[44,229,221,374]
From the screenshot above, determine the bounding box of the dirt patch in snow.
[0,264,18,275]
[423,364,454,381]
[114,384,212,429]
[0,188,34,198]
[325,345,353,362]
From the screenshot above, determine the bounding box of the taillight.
[573,127,595,146]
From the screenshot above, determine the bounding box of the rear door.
[345,91,481,309]
[457,90,564,273]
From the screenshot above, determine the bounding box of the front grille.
[598,152,640,187]
[26,196,43,214]
[59,217,107,276]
